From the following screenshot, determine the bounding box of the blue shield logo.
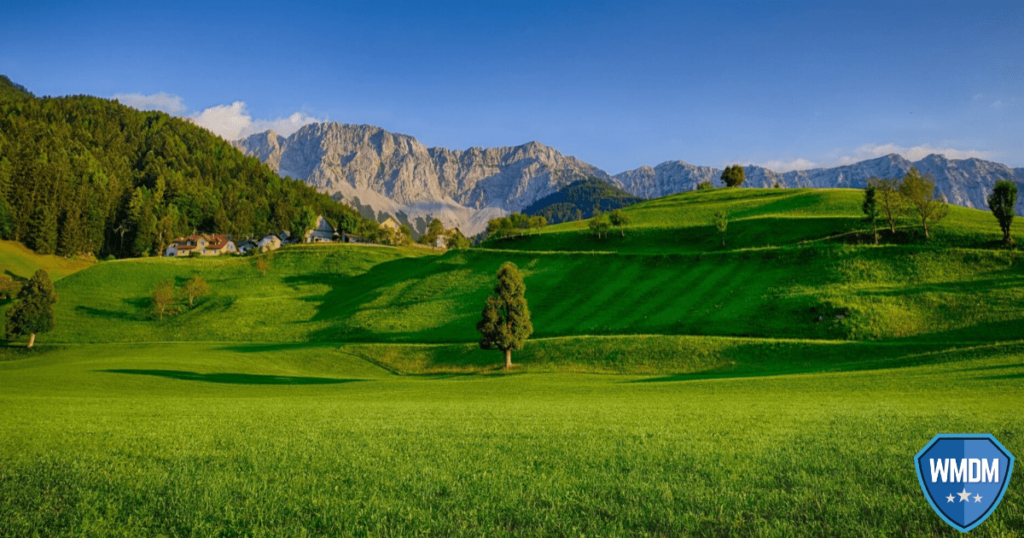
[915,434,1015,533]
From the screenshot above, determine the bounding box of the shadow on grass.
[980,373,1024,381]
[75,305,137,320]
[629,341,1024,383]
[100,369,364,385]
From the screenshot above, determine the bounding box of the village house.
[236,239,258,255]
[165,234,237,257]
[257,233,284,252]
[304,215,335,243]
[379,216,402,232]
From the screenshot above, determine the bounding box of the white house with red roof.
[165,234,238,257]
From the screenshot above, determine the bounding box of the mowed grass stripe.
[560,259,647,333]
[638,260,743,332]
[676,259,765,331]
[608,260,718,332]
[603,265,685,332]
[532,260,620,333]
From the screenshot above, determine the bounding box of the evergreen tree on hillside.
[5,270,58,348]
[987,180,1018,247]
[477,262,533,370]
[25,206,57,254]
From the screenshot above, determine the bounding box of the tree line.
[862,167,1017,245]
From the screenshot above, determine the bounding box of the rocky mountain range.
[235,122,1023,235]
[234,123,611,236]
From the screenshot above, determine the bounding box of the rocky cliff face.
[235,123,612,235]
[236,122,1022,234]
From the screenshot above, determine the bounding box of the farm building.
[304,215,335,243]
[257,234,284,251]
[165,235,237,257]
[379,216,402,232]
[236,239,258,255]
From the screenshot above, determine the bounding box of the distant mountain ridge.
[235,123,611,235]
[236,122,1023,234]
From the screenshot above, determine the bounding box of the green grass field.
[2,188,1023,535]
[1,343,1022,536]
[483,188,1024,254]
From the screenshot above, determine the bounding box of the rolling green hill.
[2,187,1019,378]
[486,188,1021,254]
[3,187,1024,536]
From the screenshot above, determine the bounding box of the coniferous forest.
[0,75,363,258]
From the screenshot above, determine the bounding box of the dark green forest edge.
[0,75,371,259]
[522,177,643,224]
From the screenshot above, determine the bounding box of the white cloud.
[113,92,187,114]
[834,143,995,165]
[189,101,321,141]
[110,91,322,141]
[747,158,819,172]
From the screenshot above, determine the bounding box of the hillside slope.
[14,190,1021,350]
[485,188,1022,254]
[1,239,94,280]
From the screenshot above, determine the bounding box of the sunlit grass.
[1,344,1022,536]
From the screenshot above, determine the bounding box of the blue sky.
[1,0,1021,172]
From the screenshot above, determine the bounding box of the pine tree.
[5,270,58,348]
[477,262,533,370]
[25,206,57,254]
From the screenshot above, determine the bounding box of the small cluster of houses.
[164,215,407,257]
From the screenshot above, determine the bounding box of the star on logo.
[974,494,983,503]
[957,488,972,502]
[946,494,955,503]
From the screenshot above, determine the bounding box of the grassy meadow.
[1,343,1023,536]
[2,187,1023,536]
